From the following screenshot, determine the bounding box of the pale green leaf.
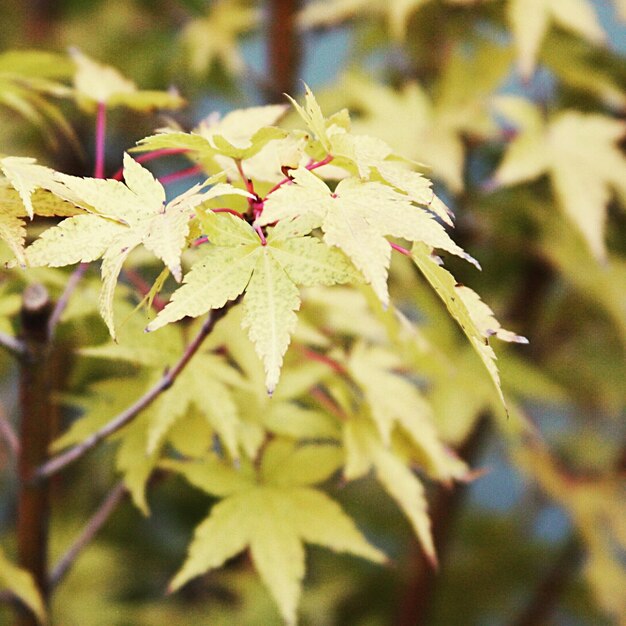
[0,212,26,265]
[242,250,301,393]
[507,0,605,78]
[261,440,343,486]
[268,236,359,286]
[161,457,253,497]
[71,48,184,110]
[169,493,254,591]
[25,214,126,267]
[412,243,519,406]
[286,84,332,152]
[0,546,47,624]
[147,245,259,331]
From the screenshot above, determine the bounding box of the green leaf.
[343,417,437,565]
[168,441,385,624]
[507,0,605,78]
[493,98,626,260]
[411,243,527,407]
[70,48,184,111]
[259,167,476,306]
[0,546,47,624]
[23,154,233,336]
[242,250,301,394]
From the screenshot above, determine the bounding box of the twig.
[509,535,582,626]
[49,482,127,589]
[0,403,19,457]
[159,164,204,186]
[47,263,89,339]
[112,148,189,180]
[0,330,25,357]
[33,303,234,482]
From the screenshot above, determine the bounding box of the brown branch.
[510,535,582,626]
[265,0,302,102]
[15,284,54,626]
[33,303,234,482]
[396,415,490,626]
[49,482,127,589]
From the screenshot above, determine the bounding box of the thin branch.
[49,482,127,589]
[0,403,19,457]
[47,262,89,339]
[33,303,234,482]
[509,535,582,626]
[265,155,333,196]
[0,330,25,357]
[159,164,204,186]
[390,242,412,256]
[112,148,189,180]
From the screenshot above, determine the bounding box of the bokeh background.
[1,1,625,625]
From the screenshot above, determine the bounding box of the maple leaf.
[492,96,626,260]
[0,49,74,141]
[82,327,244,460]
[258,166,478,307]
[332,74,465,192]
[70,48,184,111]
[0,168,82,264]
[23,153,249,336]
[164,439,385,625]
[411,242,527,406]
[134,103,289,182]
[181,0,260,75]
[345,342,468,480]
[148,213,358,393]
[298,0,478,41]
[343,415,438,565]
[506,0,606,78]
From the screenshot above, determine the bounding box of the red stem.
[390,242,412,256]
[112,148,189,180]
[94,102,107,179]
[300,347,346,375]
[265,155,334,196]
[211,208,245,219]
[159,165,204,186]
[234,159,256,196]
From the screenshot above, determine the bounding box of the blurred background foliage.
[0,1,625,625]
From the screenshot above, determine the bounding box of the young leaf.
[258,167,477,306]
[411,243,527,406]
[148,214,356,392]
[166,440,385,625]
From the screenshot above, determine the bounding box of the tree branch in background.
[265,0,301,102]
[33,303,234,482]
[510,535,582,626]
[16,284,54,626]
[49,482,127,589]
[396,415,490,626]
